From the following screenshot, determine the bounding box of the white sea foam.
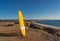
[33,23,60,29]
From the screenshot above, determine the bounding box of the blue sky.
[0,0,60,20]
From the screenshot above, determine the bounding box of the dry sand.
[0,20,60,41]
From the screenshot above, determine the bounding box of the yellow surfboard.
[18,10,25,37]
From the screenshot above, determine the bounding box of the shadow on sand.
[0,33,21,37]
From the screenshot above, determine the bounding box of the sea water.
[37,20,60,27]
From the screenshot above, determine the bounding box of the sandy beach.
[0,20,60,41]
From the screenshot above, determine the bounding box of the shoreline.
[32,22,60,29]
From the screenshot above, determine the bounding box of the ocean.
[37,20,60,27]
